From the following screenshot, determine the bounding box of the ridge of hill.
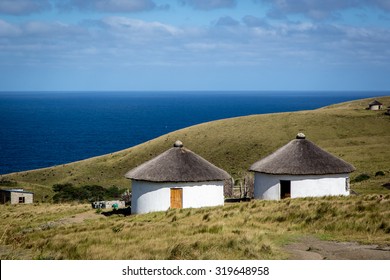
[1,96,390,199]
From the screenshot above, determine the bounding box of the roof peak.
[174,140,183,148]
[296,132,306,139]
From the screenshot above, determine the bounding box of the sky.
[0,0,390,91]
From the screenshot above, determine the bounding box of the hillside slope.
[2,96,390,199]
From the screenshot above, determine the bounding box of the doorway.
[280,180,291,199]
[170,188,183,209]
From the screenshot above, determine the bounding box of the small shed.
[249,133,355,200]
[368,100,383,110]
[125,141,231,214]
[0,189,34,204]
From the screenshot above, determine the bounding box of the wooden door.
[170,188,183,209]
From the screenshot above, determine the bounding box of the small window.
[19,197,25,204]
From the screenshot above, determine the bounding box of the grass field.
[1,96,389,200]
[1,194,389,260]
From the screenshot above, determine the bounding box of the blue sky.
[0,0,390,91]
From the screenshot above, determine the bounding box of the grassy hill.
[1,96,390,199]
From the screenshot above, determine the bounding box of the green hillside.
[1,96,390,199]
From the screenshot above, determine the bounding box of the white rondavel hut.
[125,141,231,214]
[249,133,355,200]
[368,100,383,110]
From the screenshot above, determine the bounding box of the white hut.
[368,100,383,110]
[125,141,231,214]
[249,133,355,200]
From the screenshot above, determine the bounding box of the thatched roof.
[369,100,383,106]
[249,134,355,175]
[125,141,231,182]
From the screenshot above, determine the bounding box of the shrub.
[52,183,74,192]
[353,174,370,182]
[112,224,124,233]
[0,179,17,187]
[375,171,385,177]
[106,186,123,199]
[52,184,127,203]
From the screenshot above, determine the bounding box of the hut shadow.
[225,197,251,203]
[101,207,132,217]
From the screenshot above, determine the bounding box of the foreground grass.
[1,194,389,260]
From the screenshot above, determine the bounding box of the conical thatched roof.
[369,100,383,106]
[125,141,231,182]
[249,134,355,175]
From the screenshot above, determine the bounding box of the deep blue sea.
[0,91,387,174]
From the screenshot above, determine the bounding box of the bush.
[111,224,124,233]
[52,184,127,203]
[375,171,385,177]
[353,174,370,182]
[106,186,122,199]
[0,179,17,187]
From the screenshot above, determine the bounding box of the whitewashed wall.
[131,180,224,214]
[9,192,33,204]
[254,173,350,200]
[369,105,381,110]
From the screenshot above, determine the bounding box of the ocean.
[0,91,386,174]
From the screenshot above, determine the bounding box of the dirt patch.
[284,236,390,260]
[56,211,104,225]
[20,210,105,233]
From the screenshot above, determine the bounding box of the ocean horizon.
[0,91,387,175]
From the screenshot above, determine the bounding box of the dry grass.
[1,194,389,260]
[1,96,389,199]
